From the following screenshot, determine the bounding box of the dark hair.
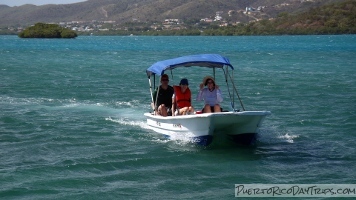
[180,78,189,85]
[161,74,169,81]
[205,79,215,86]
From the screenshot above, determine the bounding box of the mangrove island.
[18,23,77,38]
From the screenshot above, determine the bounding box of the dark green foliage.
[226,0,356,35]
[18,23,77,38]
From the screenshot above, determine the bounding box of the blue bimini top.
[146,54,234,78]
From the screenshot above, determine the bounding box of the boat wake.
[277,133,299,143]
[257,127,299,144]
[105,117,148,129]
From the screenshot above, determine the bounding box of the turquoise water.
[1,35,356,199]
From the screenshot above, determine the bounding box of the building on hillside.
[214,11,223,21]
[164,19,180,25]
[244,6,265,14]
[200,18,213,23]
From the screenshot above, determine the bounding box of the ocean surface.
[1,35,355,199]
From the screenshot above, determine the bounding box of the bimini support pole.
[223,66,235,111]
[213,67,216,80]
[227,72,245,111]
[148,76,156,113]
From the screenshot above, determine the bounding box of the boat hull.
[144,111,270,146]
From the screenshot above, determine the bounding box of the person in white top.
[196,76,223,113]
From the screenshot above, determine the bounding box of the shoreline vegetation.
[6,0,356,37]
[18,23,77,38]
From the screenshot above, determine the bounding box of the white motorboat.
[145,54,271,146]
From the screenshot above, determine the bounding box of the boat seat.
[201,107,223,113]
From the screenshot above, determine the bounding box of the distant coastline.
[1,0,355,37]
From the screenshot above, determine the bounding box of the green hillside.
[232,0,356,35]
[100,0,356,36]
[0,0,344,26]
[1,0,354,36]
[145,0,356,36]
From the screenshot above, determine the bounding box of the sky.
[0,0,87,7]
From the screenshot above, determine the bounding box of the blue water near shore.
[1,35,355,199]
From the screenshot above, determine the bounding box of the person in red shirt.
[172,78,194,116]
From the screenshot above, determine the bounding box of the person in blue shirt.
[196,76,223,113]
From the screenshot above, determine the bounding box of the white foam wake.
[278,133,299,143]
[105,117,148,129]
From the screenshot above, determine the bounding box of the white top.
[196,88,223,106]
